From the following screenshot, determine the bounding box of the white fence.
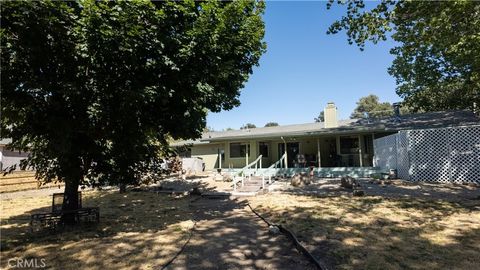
[374,125,480,183]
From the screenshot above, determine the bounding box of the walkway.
[166,196,315,270]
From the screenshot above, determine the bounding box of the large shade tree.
[264,122,279,127]
[1,0,265,214]
[240,123,257,129]
[350,94,393,119]
[314,111,324,122]
[327,0,480,112]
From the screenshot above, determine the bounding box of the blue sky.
[207,1,401,130]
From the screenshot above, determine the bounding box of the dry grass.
[0,171,63,193]
[248,194,480,270]
[2,175,479,269]
[1,190,195,270]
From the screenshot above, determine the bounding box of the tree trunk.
[61,178,80,225]
[119,183,126,193]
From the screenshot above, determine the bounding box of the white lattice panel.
[408,128,451,182]
[448,126,480,183]
[396,131,410,180]
[373,134,398,170]
[374,125,480,183]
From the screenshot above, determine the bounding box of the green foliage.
[327,0,396,50]
[203,126,216,133]
[350,95,393,119]
[314,111,324,122]
[264,122,279,127]
[1,0,265,203]
[240,123,257,129]
[327,0,480,112]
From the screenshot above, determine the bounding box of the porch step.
[233,177,273,195]
[244,182,264,186]
[230,191,258,197]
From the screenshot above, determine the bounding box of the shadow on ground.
[1,179,315,270]
[277,178,480,202]
[250,193,480,270]
[167,196,315,270]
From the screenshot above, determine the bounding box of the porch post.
[219,149,222,169]
[281,137,288,169]
[245,143,249,167]
[316,138,321,167]
[371,133,375,166]
[250,140,257,162]
[358,135,363,167]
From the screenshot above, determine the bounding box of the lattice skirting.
[374,125,480,183]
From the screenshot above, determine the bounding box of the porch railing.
[233,155,262,191]
[259,153,287,189]
[267,152,286,170]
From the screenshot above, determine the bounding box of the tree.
[240,123,257,129]
[327,0,480,112]
[350,95,393,119]
[1,0,265,215]
[314,111,324,122]
[204,126,216,133]
[264,122,279,127]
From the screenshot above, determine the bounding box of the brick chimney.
[324,102,338,128]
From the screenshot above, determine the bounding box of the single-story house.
[0,138,29,171]
[172,103,480,177]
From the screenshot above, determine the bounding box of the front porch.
[210,133,381,171]
[225,167,381,178]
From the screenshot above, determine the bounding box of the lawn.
[1,190,195,270]
[248,193,480,270]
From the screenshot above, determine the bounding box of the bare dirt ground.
[150,175,480,269]
[2,174,479,269]
[1,176,313,270]
[167,197,314,270]
[154,173,234,192]
[271,177,480,202]
[248,178,480,270]
[1,190,196,270]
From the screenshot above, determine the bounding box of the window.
[258,142,269,158]
[230,143,249,158]
[340,136,359,154]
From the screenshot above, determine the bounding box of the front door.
[321,137,338,167]
[278,142,300,167]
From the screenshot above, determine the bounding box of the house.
[172,103,480,177]
[0,138,29,171]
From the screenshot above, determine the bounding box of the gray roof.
[172,110,479,146]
